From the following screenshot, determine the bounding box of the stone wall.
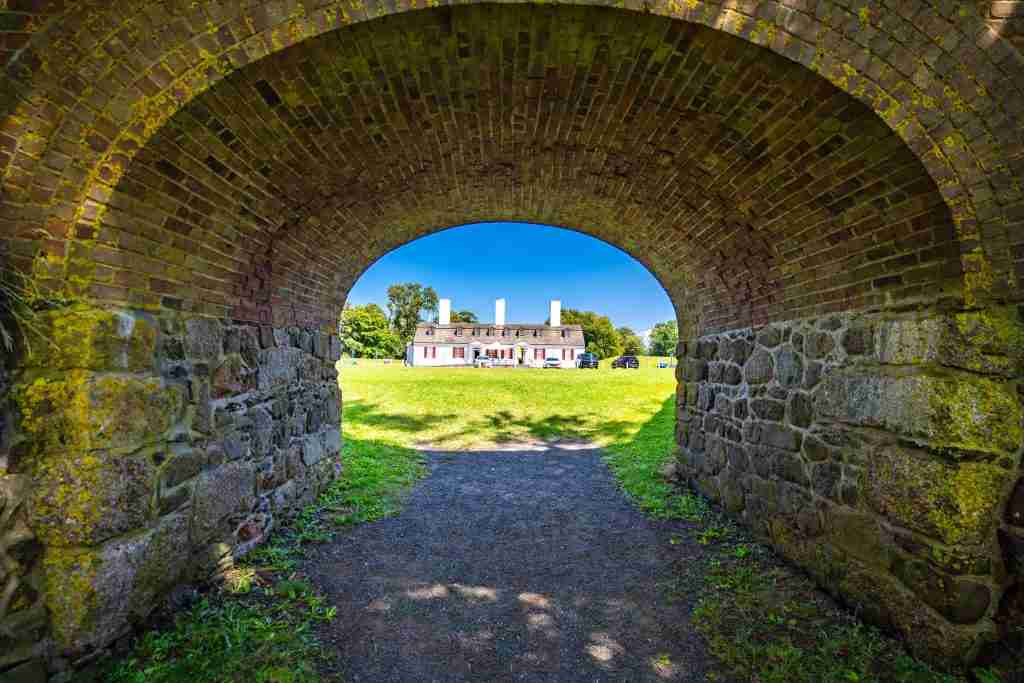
[675,305,1024,667]
[0,304,341,680]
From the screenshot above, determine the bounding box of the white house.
[407,298,586,368]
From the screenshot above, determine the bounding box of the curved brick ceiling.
[94,4,958,334]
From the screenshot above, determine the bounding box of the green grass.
[338,356,677,449]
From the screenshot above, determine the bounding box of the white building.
[407,298,586,368]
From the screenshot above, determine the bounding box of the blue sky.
[346,222,675,333]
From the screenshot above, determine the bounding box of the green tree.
[617,326,644,356]
[339,304,402,358]
[386,283,439,347]
[648,320,679,357]
[558,308,623,359]
[450,310,478,323]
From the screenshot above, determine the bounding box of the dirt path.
[303,445,724,682]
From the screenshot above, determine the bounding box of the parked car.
[543,356,562,368]
[474,356,494,368]
[576,352,599,369]
[611,355,640,369]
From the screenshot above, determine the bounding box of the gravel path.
[304,445,722,682]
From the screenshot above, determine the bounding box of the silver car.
[474,356,494,368]
[543,357,561,368]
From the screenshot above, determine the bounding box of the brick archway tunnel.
[0,1,1023,677]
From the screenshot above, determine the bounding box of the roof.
[413,323,585,346]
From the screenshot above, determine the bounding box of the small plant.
[734,544,750,559]
[973,667,1003,683]
[698,524,729,545]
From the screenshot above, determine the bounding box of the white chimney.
[495,298,506,326]
[549,300,561,327]
[439,298,451,325]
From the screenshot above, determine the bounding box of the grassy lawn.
[338,356,677,449]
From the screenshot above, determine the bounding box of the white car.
[543,357,562,368]
[474,356,494,368]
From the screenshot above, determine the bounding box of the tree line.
[339,282,678,359]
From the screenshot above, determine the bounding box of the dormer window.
[532,329,538,337]
[561,329,568,338]
[426,328,433,336]
[487,328,494,336]
[473,328,479,335]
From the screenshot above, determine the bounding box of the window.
[426,328,433,336]
[571,349,576,360]
[561,349,566,360]
[454,347,465,359]
[561,329,568,338]
[473,328,479,335]
[487,328,493,336]
[515,329,520,336]
[532,329,538,337]
[424,346,435,359]
[534,349,544,360]
[455,328,462,336]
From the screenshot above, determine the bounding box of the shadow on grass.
[344,400,653,447]
[343,400,458,433]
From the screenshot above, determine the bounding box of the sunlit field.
[338,356,677,450]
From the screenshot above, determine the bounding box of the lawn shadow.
[344,400,458,433]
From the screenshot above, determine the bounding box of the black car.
[576,352,599,369]
[611,355,640,369]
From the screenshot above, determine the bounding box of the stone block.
[773,347,804,388]
[27,446,158,547]
[744,349,774,384]
[190,461,256,544]
[787,391,813,428]
[825,508,891,570]
[26,305,156,373]
[864,446,1010,547]
[44,512,191,653]
[323,427,341,457]
[875,308,1024,377]
[776,452,810,486]
[720,337,752,365]
[841,322,874,355]
[743,421,802,451]
[682,358,707,381]
[750,398,785,421]
[804,331,835,359]
[184,318,223,363]
[696,339,718,360]
[16,372,184,456]
[256,347,306,390]
[756,326,783,347]
[803,360,822,389]
[891,556,991,624]
[213,353,256,397]
[158,443,204,489]
[810,462,842,500]
[301,433,325,466]
[816,371,1022,456]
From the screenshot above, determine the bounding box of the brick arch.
[0,1,1022,320]
[45,4,964,338]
